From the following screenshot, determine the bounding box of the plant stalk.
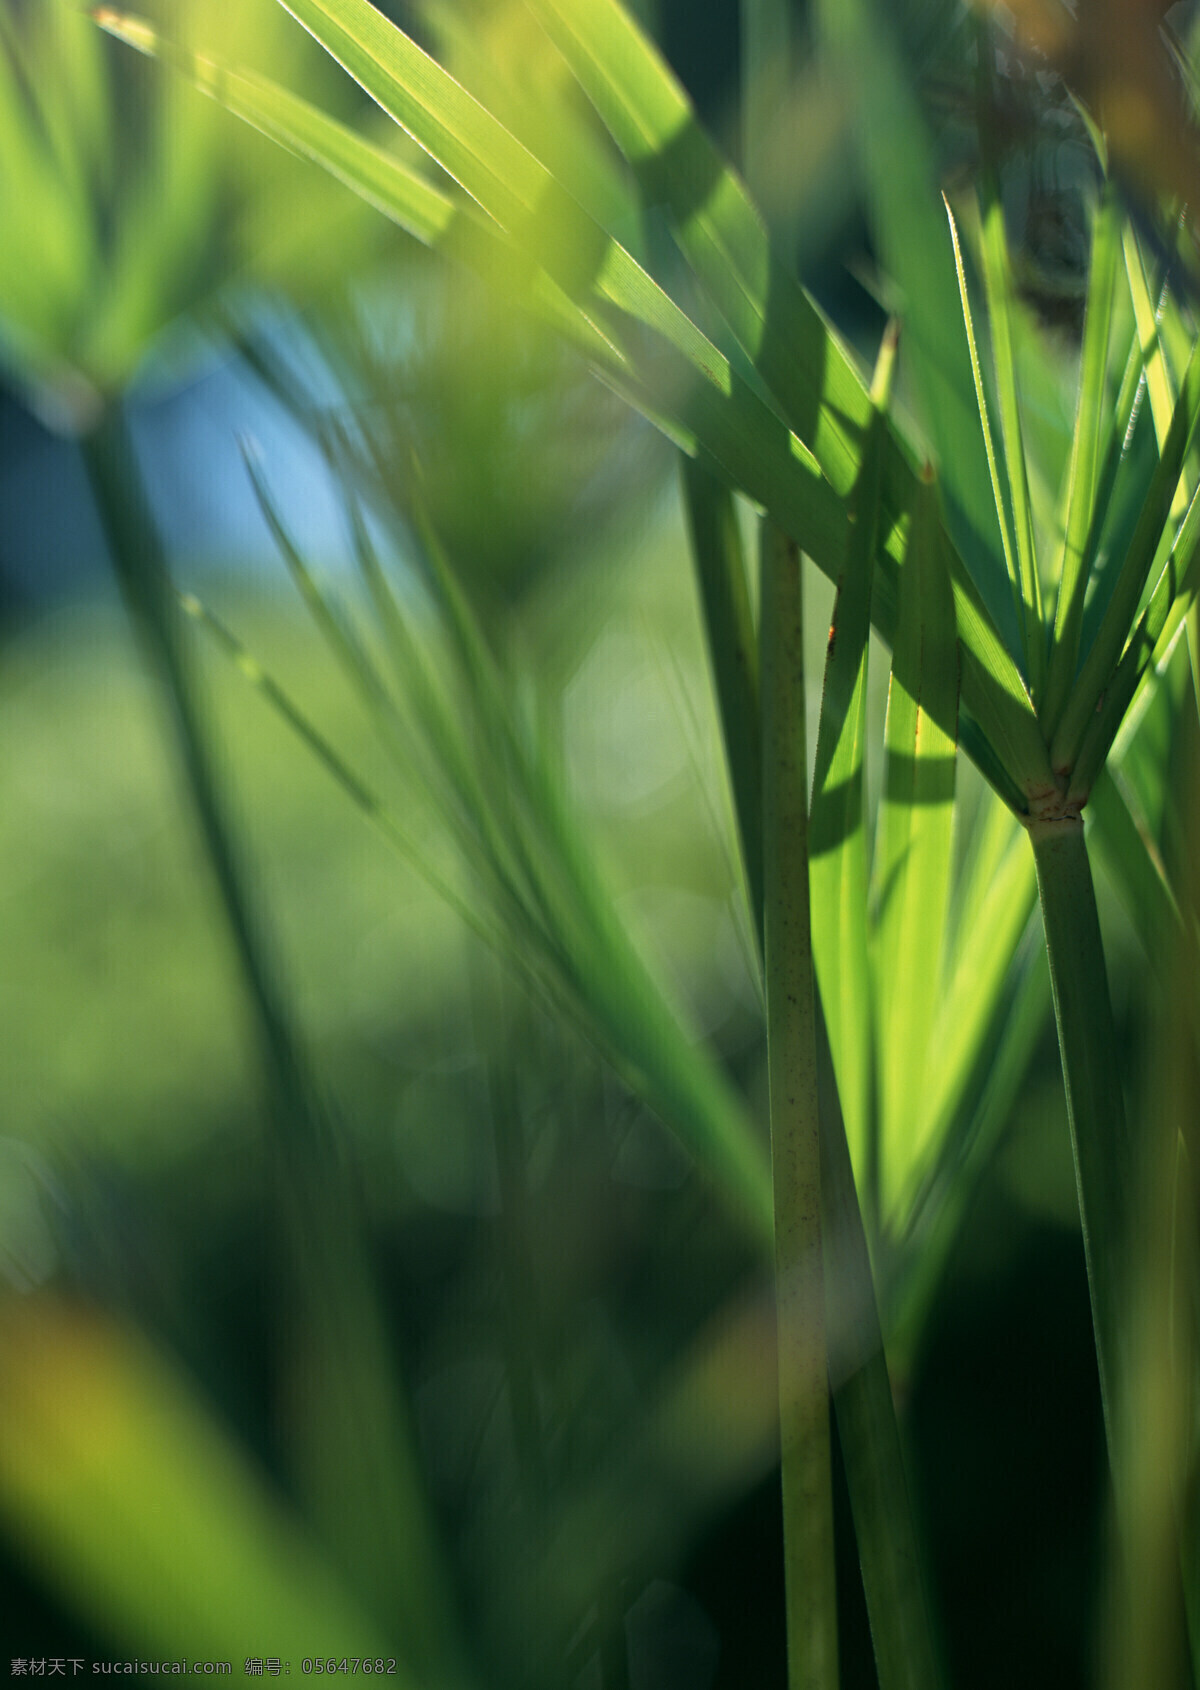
[1028,817,1132,1473]
[817,1009,946,1690]
[82,400,321,1161]
[761,521,839,1690]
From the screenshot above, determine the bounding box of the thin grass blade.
[178,589,498,947]
[1088,764,1182,973]
[1042,187,1120,739]
[84,404,470,1685]
[887,936,1050,1352]
[921,798,1039,1175]
[975,174,1045,696]
[1124,222,1180,460]
[1069,478,1200,801]
[409,475,779,1241]
[680,459,764,948]
[945,195,1025,669]
[91,11,630,373]
[1052,339,1200,777]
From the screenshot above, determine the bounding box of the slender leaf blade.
[1053,338,1200,777]
[872,471,960,1218]
[923,799,1038,1153]
[681,459,764,947]
[1042,188,1120,739]
[810,389,885,1196]
[945,195,1024,660]
[1069,479,1200,801]
[976,186,1044,696]
[1088,764,1182,972]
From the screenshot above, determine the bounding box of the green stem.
[818,1013,946,1690]
[1028,818,1132,1468]
[81,400,320,1163]
[761,522,839,1690]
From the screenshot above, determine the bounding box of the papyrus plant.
[81,0,1200,1681]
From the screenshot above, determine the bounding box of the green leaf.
[1069,479,1200,802]
[523,0,873,496]
[179,589,500,951]
[872,470,960,1219]
[269,0,772,401]
[1088,764,1182,973]
[100,3,1054,809]
[945,195,1026,677]
[414,0,644,259]
[810,373,887,1198]
[1124,222,1180,461]
[523,0,1056,812]
[92,12,630,372]
[680,458,764,948]
[816,0,1011,650]
[923,795,1038,1157]
[1041,188,1120,740]
[976,183,1044,697]
[887,935,1050,1351]
[1052,338,1200,778]
[0,1296,394,1662]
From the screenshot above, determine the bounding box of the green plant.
[7,0,1200,1681]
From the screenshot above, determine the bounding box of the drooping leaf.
[519,0,1051,808]
[97,0,1053,815]
[816,0,1012,653]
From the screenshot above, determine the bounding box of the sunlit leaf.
[872,471,959,1219]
